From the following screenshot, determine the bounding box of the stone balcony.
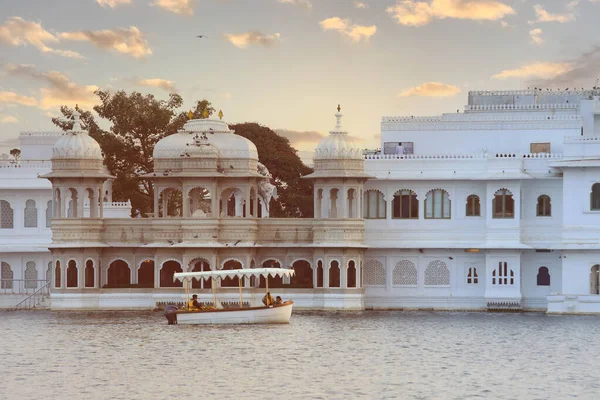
[49,217,366,248]
[364,153,563,180]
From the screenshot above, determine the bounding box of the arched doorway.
[67,260,78,288]
[107,260,131,287]
[221,260,242,287]
[160,260,183,287]
[591,265,600,294]
[347,260,357,288]
[85,260,95,288]
[290,260,313,288]
[190,259,211,289]
[138,260,154,288]
[329,260,340,288]
[260,260,283,288]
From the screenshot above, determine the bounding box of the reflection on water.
[2,311,600,400]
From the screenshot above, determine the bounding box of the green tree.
[52,90,214,217]
[229,123,314,218]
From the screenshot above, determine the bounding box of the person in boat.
[188,294,202,311]
[262,292,274,306]
[274,296,283,305]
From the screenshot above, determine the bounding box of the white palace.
[3,89,600,314]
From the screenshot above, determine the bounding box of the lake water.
[1,310,599,400]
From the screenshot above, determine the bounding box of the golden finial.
[337,104,341,112]
[187,110,194,120]
[202,108,209,118]
[218,110,223,120]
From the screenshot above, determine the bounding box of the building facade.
[5,89,600,313]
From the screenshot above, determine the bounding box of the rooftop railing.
[0,160,52,169]
[0,279,51,295]
[465,103,578,111]
[364,153,563,160]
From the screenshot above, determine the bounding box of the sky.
[1,0,600,156]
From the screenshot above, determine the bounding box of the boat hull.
[174,301,293,325]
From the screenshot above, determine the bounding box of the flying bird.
[196,35,206,39]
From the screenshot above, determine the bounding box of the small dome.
[52,110,102,160]
[153,118,258,161]
[314,107,362,160]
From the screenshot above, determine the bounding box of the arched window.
[25,261,37,289]
[591,265,600,294]
[85,260,95,288]
[363,260,386,286]
[347,260,356,288]
[424,260,450,286]
[107,260,131,287]
[425,189,450,219]
[24,200,38,227]
[329,260,340,288]
[392,190,418,219]
[591,184,600,210]
[492,262,514,285]
[67,260,78,288]
[329,188,339,218]
[347,189,357,218]
[492,189,514,219]
[1,262,13,289]
[466,195,480,217]
[290,260,313,288]
[537,266,550,286]
[160,261,183,287]
[46,200,52,228]
[363,190,386,219]
[316,260,323,288]
[55,261,61,288]
[537,195,551,217]
[467,267,478,284]
[0,200,14,229]
[392,260,417,286]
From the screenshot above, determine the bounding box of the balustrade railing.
[365,153,563,161]
[0,279,51,295]
[14,281,51,309]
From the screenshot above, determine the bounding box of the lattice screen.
[0,200,14,229]
[363,260,386,286]
[424,260,450,286]
[393,260,417,286]
[46,262,52,282]
[25,261,38,288]
[1,262,13,289]
[24,200,38,228]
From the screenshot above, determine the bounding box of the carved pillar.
[211,184,218,218]
[153,185,159,218]
[161,189,169,218]
[98,188,104,219]
[253,186,258,218]
[182,186,190,218]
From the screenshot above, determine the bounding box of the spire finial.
[218,109,223,120]
[337,104,341,112]
[72,105,82,132]
[202,108,209,119]
[334,104,343,130]
[187,110,194,120]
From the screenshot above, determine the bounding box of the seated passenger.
[262,292,274,306]
[274,296,283,305]
[188,294,201,310]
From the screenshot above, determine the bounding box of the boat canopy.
[173,268,295,282]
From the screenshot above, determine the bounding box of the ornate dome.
[52,110,102,161]
[153,118,258,161]
[314,107,362,161]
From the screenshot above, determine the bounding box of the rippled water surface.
[2,310,600,400]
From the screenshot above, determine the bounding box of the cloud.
[524,46,600,87]
[275,129,325,149]
[386,0,514,27]
[59,26,152,58]
[492,62,574,80]
[398,82,461,97]
[152,0,195,15]
[0,91,38,106]
[277,0,312,9]
[354,1,368,8]
[4,64,98,109]
[528,4,577,24]
[224,31,281,48]
[320,17,377,42]
[137,78,177,92]
[97,0,131,7]
[0,115,18,124]
[529,28,543,45]
[0,16,83,58]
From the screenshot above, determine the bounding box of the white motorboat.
[165,268,295,325]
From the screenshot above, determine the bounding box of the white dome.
[52,110,102,160]
[153,118,258,160]
[314,110,362,160]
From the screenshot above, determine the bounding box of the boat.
[165,268,295,325]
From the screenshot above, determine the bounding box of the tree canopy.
[52,89,313,218]
[230,123,314,218]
